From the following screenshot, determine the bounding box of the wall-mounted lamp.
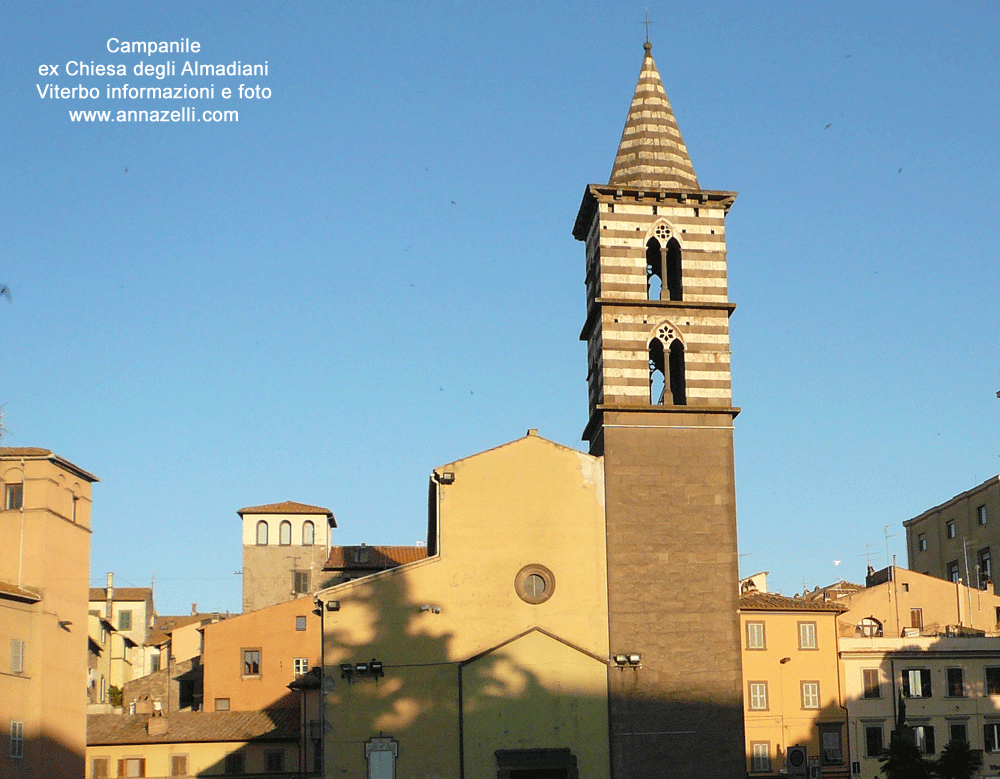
[780,657,792,665]
[438,472,455,484]
[418,604,441,614]
[627,654,641,666]
[613,653,641,668]
[613,655,628,666]
[326,600,340,612]
[341,658,384,682]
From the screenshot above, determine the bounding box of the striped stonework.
[575,43,745,779]
[608,42,700,190]
[576,186,738,437]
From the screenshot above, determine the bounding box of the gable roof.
[740,591,847,613]
[237,500,334,521]
[89,587,153,604]
[87,709,298,746]
[324,545,428,571]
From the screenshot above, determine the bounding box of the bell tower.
[573,43,745,777]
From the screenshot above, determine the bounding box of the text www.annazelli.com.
[68,108,238,122]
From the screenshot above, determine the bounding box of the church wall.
[321,434,610,778]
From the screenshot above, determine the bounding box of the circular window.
[515,564,555,605]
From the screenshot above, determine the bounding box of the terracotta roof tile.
[740,591,847,612]
[0,447,52,456]
[89,587,153,603]
[146,613,227,647]
[237,500,332,517]
[324,545,428,571]
[0,580,42,602]
[87,709,298,746]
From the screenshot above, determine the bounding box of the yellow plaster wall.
[741,610,845,774]
[322,434,609,778]
[85,738,299,778]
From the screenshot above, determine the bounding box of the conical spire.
[609,42,699,190]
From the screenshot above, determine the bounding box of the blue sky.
[3,2,998,615]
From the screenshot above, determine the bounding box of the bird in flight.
[0,286,11,302]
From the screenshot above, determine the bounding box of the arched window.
[856,617,883,638]
[665,237,682,301]
[649,322,686,406]
[646,237,662,300]
[302,521,315,546]
[646,224,682,301]
[279,520,292,546]
[256,521,268,546]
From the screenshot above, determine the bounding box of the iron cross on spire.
[644,9,651,44]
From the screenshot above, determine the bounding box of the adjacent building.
[88,580,156,683]
[238,501,336,613]
[841,635,1000,779]
[905,476,1000,591]
[739,589,849,778]
[0,447,97,779]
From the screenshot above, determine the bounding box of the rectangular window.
[750,742,771,772]
[948,560,960,583]
[748,681,768,710]
[120,757,146,777]
[918,532,927,551]
[819,724,844,765]
[914,725,935,755]
[798,621,817,650]
[11,639,24,674]
[947,520,956,538]
[118,610,133,631]
[986,667,1000,695]
[979,505,988,525]
[295,615,307,631]
[265,750,284,773]
[903,668,932,698]
[242,649,261,677]
[9,721,24,758]
[225,752,245,774]
[5,483,23,510]
[985,722,1000,752]
[367,739,397,779]
[865,725,884,757]
[950,722,968,744]
[863,668,881,698]
[92,757,110,778]
[801,681,820,709]
[979,547,992,587]
[215,698,230,711]
[911,608,924,630]
[178,679,195,709]
[947,668,965,697]
[170,754,188,776]
[293,571,310,594]
[294,657,309,675]
[745,621,765,650]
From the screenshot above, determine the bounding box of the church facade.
[319,43,744,778]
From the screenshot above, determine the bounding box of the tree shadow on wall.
[322,568,746,779]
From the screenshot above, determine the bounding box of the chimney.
[191,603,197,616]
[105,572,114,620]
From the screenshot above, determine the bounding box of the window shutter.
[921,669,932,698]
[925,726,935,755]
[902,673,911,697]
